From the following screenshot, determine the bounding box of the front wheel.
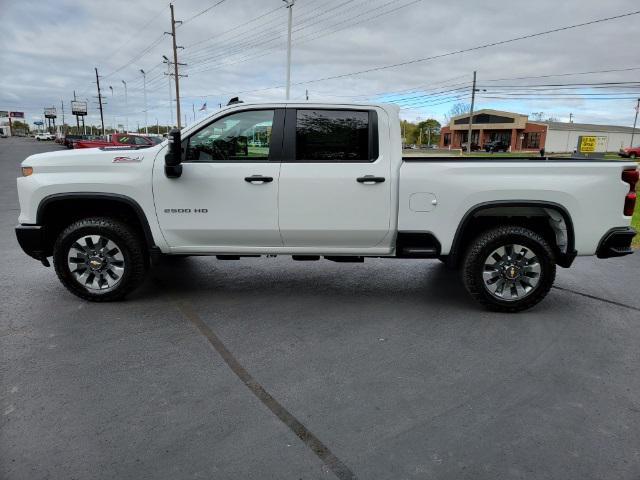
[462,226,556,312]
[630,153,637,160]
[53,217,148,301]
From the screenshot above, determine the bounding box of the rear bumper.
[15,224,49,265]
[596,227,636,259]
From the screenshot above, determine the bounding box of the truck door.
[153,108,284,249]
[278,108,391,248]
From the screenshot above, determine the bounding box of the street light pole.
[283,0,295,100]
[140,69,148,134]
[121,80,128,132]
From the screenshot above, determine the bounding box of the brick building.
[439,109,546,151]
[439,108,638,152]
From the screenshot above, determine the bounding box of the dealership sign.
[578,135,607,153]
[0,111,8,118]
[44,107,57,119]
[9,112,24,118]
[71,101,87,116]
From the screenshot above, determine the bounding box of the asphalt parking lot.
[1,137,639,479]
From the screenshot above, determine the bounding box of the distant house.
[439,109,637,152]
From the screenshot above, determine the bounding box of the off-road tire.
[462,225,556,312]
[53,217,148,301]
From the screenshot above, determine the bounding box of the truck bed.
[398,157,636,256]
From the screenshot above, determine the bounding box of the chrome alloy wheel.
[482,244,541,302]
[67,235,125,291]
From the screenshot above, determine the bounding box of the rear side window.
[295,109,374,161]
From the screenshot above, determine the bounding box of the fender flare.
[448,200,576,268]
[36,192,156,249]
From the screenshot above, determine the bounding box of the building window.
[443,133,451,146]
[524,132,541,149]
[454,114,515,125]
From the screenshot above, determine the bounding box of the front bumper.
[15,224,50,266]
[596,227,636,259]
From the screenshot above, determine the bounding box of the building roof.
[449,108,527,121]
[537,121,637,134]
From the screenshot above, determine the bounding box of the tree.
[416,119,441,145]
[11,120,29,133]
[445,102,471,121]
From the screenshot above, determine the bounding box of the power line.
[186,0,422,76]
[181,0,228,25]
[184,0,364,66]
[287,9,640,87]
[184,4,285,49]
[482,66,640,83]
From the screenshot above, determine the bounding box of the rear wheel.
[630,153,637,159]
[53,217,148,301]
[462,225,556,312]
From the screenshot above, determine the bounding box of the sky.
[0,0,639,130]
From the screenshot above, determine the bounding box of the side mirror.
[164,128,182,178]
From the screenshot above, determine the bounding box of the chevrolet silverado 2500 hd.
[15,102,638,311]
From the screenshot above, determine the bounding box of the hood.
[22,145,164,171]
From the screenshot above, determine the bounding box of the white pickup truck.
[16,102,638,311]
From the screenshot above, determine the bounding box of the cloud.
[0,0,638,128]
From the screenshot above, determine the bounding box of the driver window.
[185,109,274,162]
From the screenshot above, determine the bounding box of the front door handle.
[244,175,274,184]
[357,175,385,184]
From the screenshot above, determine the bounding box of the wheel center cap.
[88,257,104,271]
[505,265,520,280]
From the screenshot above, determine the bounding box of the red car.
[73,133,157,149]
[619,146,640,159]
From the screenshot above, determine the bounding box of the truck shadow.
[140,257,474,311]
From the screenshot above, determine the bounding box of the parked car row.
[460,140,510,152]
[34,133,55,141]
[50,133,165,149]
[619,146,639,159]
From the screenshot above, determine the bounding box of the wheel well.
[448,203,575,268]
[37,194,154,257]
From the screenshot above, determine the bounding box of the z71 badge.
[113,154,143,163]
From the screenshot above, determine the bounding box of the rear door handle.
[357,175,385,184]
[244,175,274,184]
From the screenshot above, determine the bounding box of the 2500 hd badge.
[163,208,208,213]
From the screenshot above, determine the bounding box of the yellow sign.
[579,136,597,153]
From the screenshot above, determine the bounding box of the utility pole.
[140,69,148,134]
[162,56,174,126]
[167,3,186,129]
[467,71,477,154]
[94,67,105,135]
[73,90,80,131]
[121,80,128,132]
[569,112,574,123]
[192,103,195,122]
[109,86,116,133]
[284,0,295,100]
[631,98,640,148]
[60,99,65,135]
[305,89,308,101]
